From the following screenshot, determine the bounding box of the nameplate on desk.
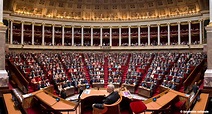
[83,90,91,94]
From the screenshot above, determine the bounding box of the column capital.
[167,23,170,25]
[42,23,45,25]
[52,24,55,26]
[10,20,14,22]
[188,20,191,23]
[31,22,35,24]
[90,26,93,28]
[62,24,65,27]
[147,24,150,27]
[198,19,203,22]
[177,22,181,24]
[128,26,131,28]
[157,24,160,26]
[81,26,84,28]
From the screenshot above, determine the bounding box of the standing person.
[192,82,199,94]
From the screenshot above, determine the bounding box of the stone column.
[204,0,212,88]
[0,24,8,87]
[21,22,24,45]
[128,26,131,46]
[10,20,13,44]
[167,23,170,45]
[110,27,112,46]
[188,21,191,45]
[178,22,181,45]
[52,24,55,46]
[148,25,150,46]
[100,27,103,46]
[62,25,64,46]
[157,24,160,45]
[91,27,93,46]
[81,26,84,46]
[32,22,34,45]
[205,25,212,88]
[72,26,74,46]
[138,26,141,46]
[42,23,45,45]
[199,20,202,44]
[119,27,121,46]
[0,0,3,23]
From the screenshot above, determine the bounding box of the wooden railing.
[183,60,205,93]
[7,59,29,94]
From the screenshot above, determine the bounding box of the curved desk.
[80,88,132,114]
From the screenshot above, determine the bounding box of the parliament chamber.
[0,0,212,114]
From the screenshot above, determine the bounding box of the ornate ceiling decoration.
[3,0,209,21]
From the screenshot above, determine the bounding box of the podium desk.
[80,89,132,114]
[35,90,77,113]
[3,93,22,114]
[35,91,57,106]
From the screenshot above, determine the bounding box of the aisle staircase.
[104,56,109,86]
[81,54,90,84]
[121,53,131,83]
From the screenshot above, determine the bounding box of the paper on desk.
[83,89,91,94]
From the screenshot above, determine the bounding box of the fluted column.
[91,27,93,46]
[42,23,45,45]
[157,24,160,45]
[148,25,150,46]
[167,23,170,45]
[128,26,131,46]
[10,20,13,44]
[52,25,55,45]
[72,26,74,46]
[119,27,121,46]
[188,21,191,45]
[81,26,84,46]
[32,22,34,45]
[0,0,3,23]
[21,22,24,45]
[110,27,112,46]
[210,0,212,23]
[100,27,103,46]
[62,25,64,46]
[199,20,202,44]
[138,26,141,45]
[178,22,181,45]
[0,0,8,78]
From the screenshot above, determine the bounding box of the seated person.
[92,84,120,109]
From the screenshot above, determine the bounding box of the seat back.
[103,95,122,114]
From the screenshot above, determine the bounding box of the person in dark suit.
[92,84,120,109]
[192,82,199,94]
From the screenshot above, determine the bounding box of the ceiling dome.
[3,0,209,21]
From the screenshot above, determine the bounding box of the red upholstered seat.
[130,100,147,114]
[175,100,186,110]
